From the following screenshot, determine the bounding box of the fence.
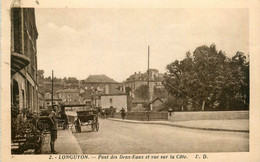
[112,112,168,121]
[168,111,249,121]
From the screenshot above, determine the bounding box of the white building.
[100,94,128,112]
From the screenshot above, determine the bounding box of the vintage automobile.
[74,109,99,133]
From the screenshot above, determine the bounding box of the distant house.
[56,88,81,104]
[131,97,164,112]
[44,92,52,99]
[44,98,62,109]
[131,96,147,112]
[91,87,130,112]
[100,94,128,112]
[120,69,165,101]
[150,97,164,111]
[79,90,93,108]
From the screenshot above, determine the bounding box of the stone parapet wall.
[112,112,168,121]
[168,111,249,121]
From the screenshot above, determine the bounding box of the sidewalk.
[42,129,83,154]
[108,118,249,133]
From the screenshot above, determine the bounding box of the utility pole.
[52,70,54,110]
[147,46,150,121]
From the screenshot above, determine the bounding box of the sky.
[35,8,248,82]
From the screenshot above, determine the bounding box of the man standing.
[120,107,126,120]
[110,106,115,118]
[49,105,58,154]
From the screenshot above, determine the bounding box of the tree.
[164,51,202,111]
[67,77,78,84]
[162,95,183,111]
[164,44,249,111]
[192,44,230,110]
[37,70,44,85]
[135,85,149,100]
[125,87,132,95]
[154,87,168,98]
[218,51,249,110]
[46,76,51,82]
[38,70,44,79]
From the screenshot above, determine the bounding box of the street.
[73,119,249,154]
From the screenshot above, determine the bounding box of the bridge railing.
[112,112,168,121]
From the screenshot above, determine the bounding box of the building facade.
[44,98,62,108]
[119,69,168,112]
[56,88,81,104]
[121,69,164,96]
[89,83,132,111]
[100,94,128,112]
[11,8,39,116]
[79,90,93,108]
[120,69,165,109]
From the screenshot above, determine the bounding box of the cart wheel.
[76,124,81,133]
[35,140,42,154]
[91,124,95,132]
[75,122,78,132]
[96,123,99,131]
[75,125,78,132]
[75,120,81,133]
[62,122,67,130]
[78,125,81,133]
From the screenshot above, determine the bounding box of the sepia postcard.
[1,0,260,161]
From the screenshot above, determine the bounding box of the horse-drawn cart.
[74,110,99,133]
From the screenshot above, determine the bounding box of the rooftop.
[150,97,164,104]
[84,75,117,83]
[125,69,164,83]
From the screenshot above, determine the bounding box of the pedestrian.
[120,107,126,120]
[104,108,109,119]
[101,109,105,119]
[110,106,115,118]
[49,105,59,154]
